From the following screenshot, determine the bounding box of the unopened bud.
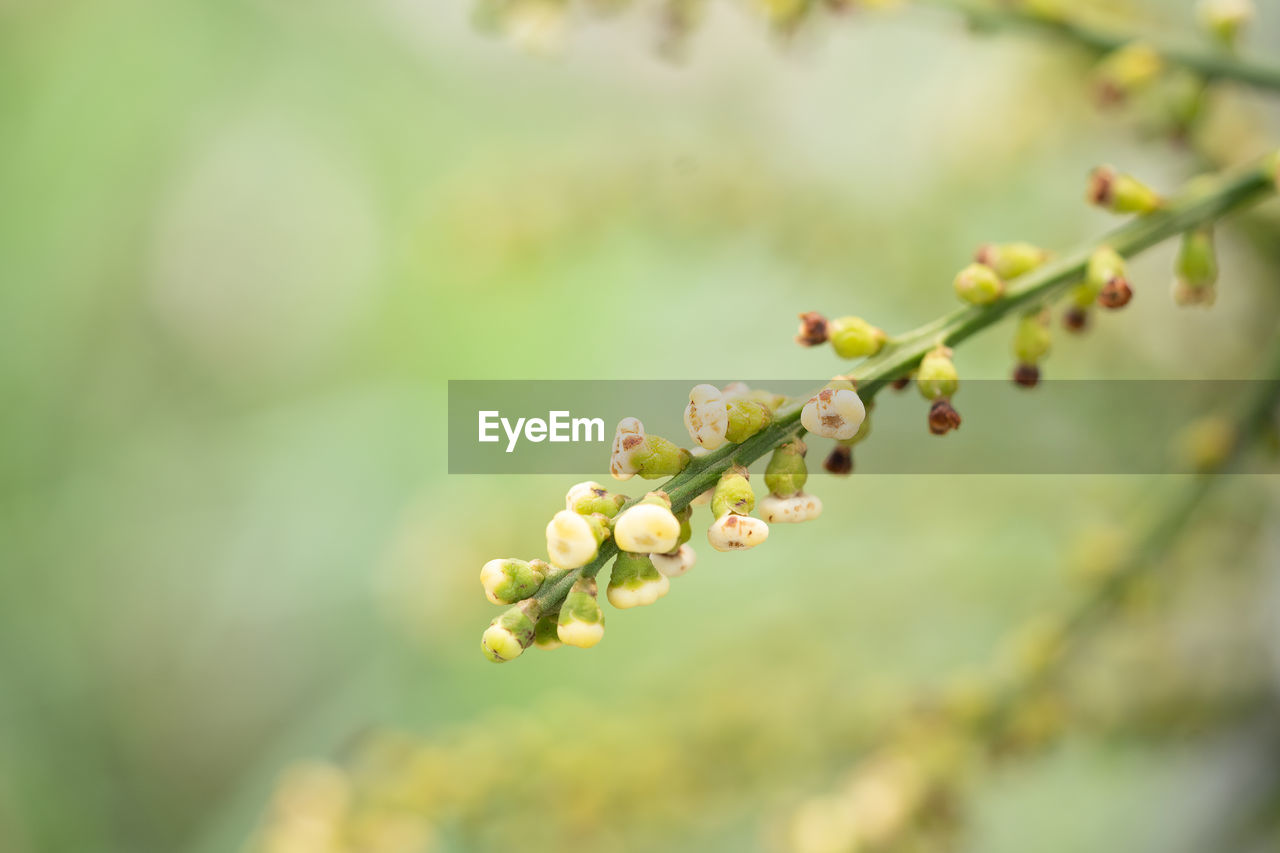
[928,399,962,435]
[796,311,829,346]
[765,440,809,497]
[606,552,670,609]
[726,398,774,443]
[565,481,627,518]
[974,242,1049,280]
[557,577,605,648]
[916,347,958,401]
[546,510,608,570]
[1013,311,1050,388]
[758,491,823,523]
[801,384,867,440]
[953,262,1005,305]
[828,316,888,359]
[684,384,729,450]
[613,500,681,554]
[1197,0,1254,47]
[711,467,755,518]
[707,512,769,552]
[1087,246,1133,309]
[1087,166,1162,214]
[1094,42,1164,105]
[480,558,548,605]
[482,600,540,663]
[611,417,691,479]
[824,444,853,475]
[1173,227,1218,307]
[650,543,697,578]
[532,610,562,650]
[1063,305,1090,333]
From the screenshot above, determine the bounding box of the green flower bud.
[711,467,756,519]
[545,510,609,570]
[974,242,1049,280]
[1173,227,1218,307]
[565,481,627,518]
[675,504,693,547]
[1087,246,1133,309]
[631,434,692,479]
[482,600,540,663]
[1093,42,1163,105]
[1087,166,1163,214]
[916,346,958,401]
[952,262,1005,305]
[765,440,809,498]
[1013,311,1051,366]
[606,552,670,609]
[480,558,548,605]
[828,316,888,359]
[725,399,773,443]
[1197,0,1253,47]
[557,577,604,648]
[533,610,562,650]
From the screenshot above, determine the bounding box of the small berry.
[711,467,756,519]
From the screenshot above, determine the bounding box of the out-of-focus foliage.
[2,1,1280,852]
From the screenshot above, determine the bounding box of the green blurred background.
[2,1,1280,851]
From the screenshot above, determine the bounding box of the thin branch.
[532,155,1280,619]
[918,0,1280,93]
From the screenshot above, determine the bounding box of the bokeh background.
[3,1,1280,851]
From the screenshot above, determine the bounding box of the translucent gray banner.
[447,380,1280,475]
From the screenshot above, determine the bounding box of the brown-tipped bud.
[823,445,853,476]
[1063,306,1090,333]
[1097,277,1133,309]
[1012,364,1041,388]
[891,376,911,391]
[1087,166,1162,214]
[928,399,962,435]
[795,311,829,347]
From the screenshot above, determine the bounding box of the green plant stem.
[532,157,1278,620]
[917,0,1280,93]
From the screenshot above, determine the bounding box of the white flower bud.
[557,619,604,648]
[758,492,824,524]
[545,510,601,569]
[565,480,602,509]
[707,513,769,552]
[613,503,681,554]
[683,383,730,450]
[801,387,866,440]
[606,553,671,608]
[610,417,644,481]
[651,543,697,578]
